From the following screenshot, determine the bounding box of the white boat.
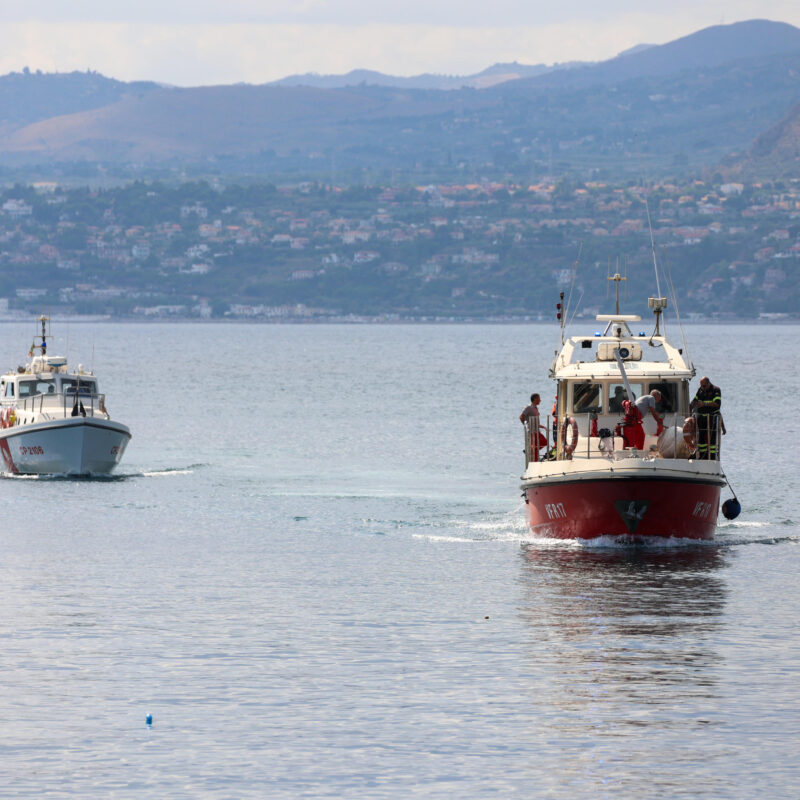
[0,316,131,476]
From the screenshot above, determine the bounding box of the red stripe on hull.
[0,437,17,474]
[524,478,721,539]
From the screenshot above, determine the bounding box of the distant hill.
[522,19,800,87]
[0,69,159,134]
[0,19,798,181]
[0,83,498,161]
[270,62,563,90]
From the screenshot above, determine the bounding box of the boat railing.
[16,391,108,421]
[693,412,723,461]
[523,415,553,466]
[524,413,723,465]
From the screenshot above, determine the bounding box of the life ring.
[561,416,579,456]
[682,417,697,451]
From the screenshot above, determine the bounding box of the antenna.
[645,197,663,300]
[661,248,691,367]
[561,242,583,338]
[624,255,629,305]
[607,270,627,315]
[31,313,51,357]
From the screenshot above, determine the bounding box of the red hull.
[524,477,722,539]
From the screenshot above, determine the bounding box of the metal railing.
[13,391,108,422]
[523,415,552,467]
[523,412,723,467]
[693,413,723,461]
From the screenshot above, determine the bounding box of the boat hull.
[0,418,131,476]
[522,474,723,540]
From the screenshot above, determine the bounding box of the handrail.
[523,415,552,467]
[13,391,107,421]
[525,410,721,465]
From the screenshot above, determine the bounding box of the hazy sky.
[1,1,798,85]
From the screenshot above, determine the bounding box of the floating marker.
[721,498,741,520]
[146,714,153,726]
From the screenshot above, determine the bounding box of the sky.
[0,1,798,86]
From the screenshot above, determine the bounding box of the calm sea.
[0,322,797,799]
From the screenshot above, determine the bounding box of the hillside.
[523,19,800,87]
[1,174,797,321]
[0,69,159,134]
[0,83,498,161]
[734,102,800,176]
[0,20,797,181]
[269,62,559,90]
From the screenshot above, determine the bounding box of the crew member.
[609,386,627,412]
[635,389,664,435]
[520,393,547,459]
[619,398,644,449]
[690,376,722,459]
[617,390,661,450]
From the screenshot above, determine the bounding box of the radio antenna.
[645,197,663,300]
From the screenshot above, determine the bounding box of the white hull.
[0,418,131,476]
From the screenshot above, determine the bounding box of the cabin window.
[647,382,678,414]
[4,382,13,398]
[608,382,643,412]
[571,382,602,414]
[61,379,97,395]
[18,379,56,397]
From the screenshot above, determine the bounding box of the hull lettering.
[545,502,567,519]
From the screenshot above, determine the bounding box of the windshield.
[572,382,602,414]
[18,379,56,397]
[61,378,97,395]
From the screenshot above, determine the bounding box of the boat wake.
[409,506,531,544]
[406,506,798,549]
[0,463,206,481]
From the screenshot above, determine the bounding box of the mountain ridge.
[0,20,798,180]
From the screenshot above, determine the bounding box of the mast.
[607,271,626,315]
[29,314,50,358]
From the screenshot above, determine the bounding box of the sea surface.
[0,322,797,799]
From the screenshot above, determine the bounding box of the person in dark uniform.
[690,376,722,459]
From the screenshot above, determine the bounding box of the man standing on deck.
[690,376,722,459]
[520,393,547,458]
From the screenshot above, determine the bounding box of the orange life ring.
[561,416,579,456]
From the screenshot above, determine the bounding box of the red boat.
[520,283,726,540]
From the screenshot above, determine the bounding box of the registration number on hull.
[692,501,715,519]
[19,445,44,456]
[545,502,567,519]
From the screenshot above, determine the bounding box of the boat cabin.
[0,354,105,425]
[2,374,98,400]
[534,313,695,459]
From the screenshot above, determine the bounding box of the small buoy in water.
[721,498,741,520]
[146,714,153,726]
